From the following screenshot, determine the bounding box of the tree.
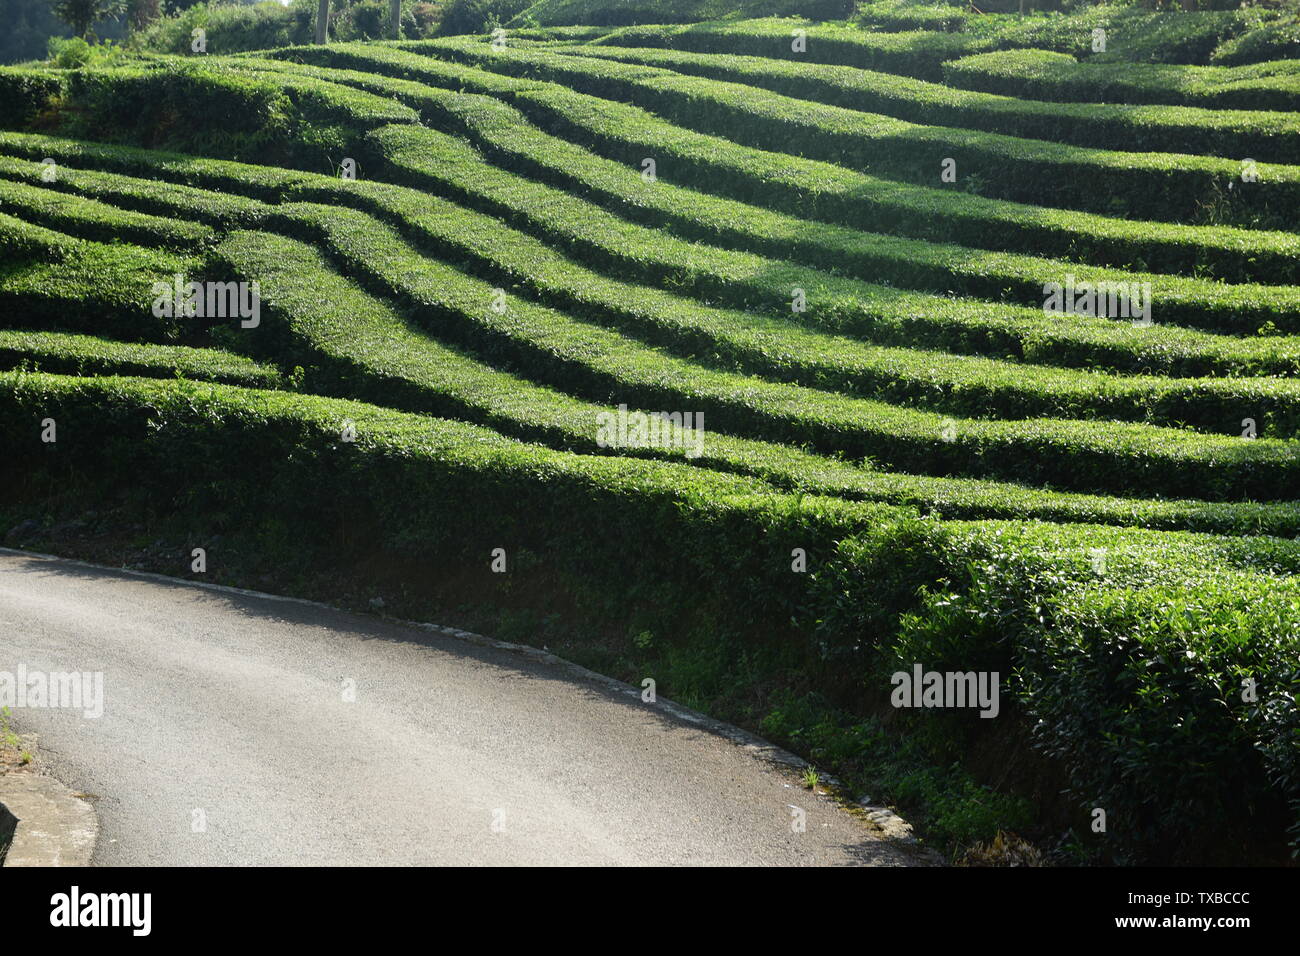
[47,0,128,39]
[391,0,400,39]
[315,0,329,43]
[128,0,160,33]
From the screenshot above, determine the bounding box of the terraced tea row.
[942,49,1300,111]
[571,15,1267,79]
[239,51,1300,338]
[6,141,1298,437]
[5,160,1300,508]
[11,203,1300,539]
[409,37,1300,224]
[577,17,1001,81]
[198,227,1300,537]
[0,330,282,387]
[267,42,1298,283]
[15,48,1294,282]
[14,123,1300,386]
[580,19,1300,111]
[11,198,1298,534]
[5,368,1298,864]
[537,41,1300,161]
[0,214,196,341]
[2,65,1300,494]
[2,25,1298,862]
[7,55,1300,489]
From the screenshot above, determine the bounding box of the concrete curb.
[0,773,98,866]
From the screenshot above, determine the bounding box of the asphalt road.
[0,550,912,866]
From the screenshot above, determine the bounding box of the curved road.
[0,550,912,866]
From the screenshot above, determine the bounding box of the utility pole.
[315,0,329,44]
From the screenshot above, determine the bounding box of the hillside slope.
[0,15,1297,864]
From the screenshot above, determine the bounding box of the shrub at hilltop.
[132,0,447,55]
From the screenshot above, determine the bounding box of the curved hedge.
[13,125,1300,382]
[0,60,417,172]
[0,218,197,342]
[2,370,1296,862]
[942,49,1300,113]
[237,52,1300,339]
[0,331,283,387]
[420,38,1300,223]
[0,177,214,251]
[363,41,1300,281]
[204,228,1300,538]
[562,41,1300,162]
[2,32,1298,863]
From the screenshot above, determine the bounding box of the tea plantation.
[1,0,1297,864]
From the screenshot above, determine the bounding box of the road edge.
[1,545,940,865]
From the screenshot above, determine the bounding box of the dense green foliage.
[943,48,1300,110]
[415,37,1300,227]
[0,5,1297,862]
[511,0,854,29]
[0,329,283,384]
[291,42,1300,282]
[562,40,1300,161]
[130,0,447,55]
[0,0,126,65]
[132,0,317,54]
[3,370,1298,862]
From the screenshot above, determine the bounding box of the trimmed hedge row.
[6,174,1233,506]
[0,60,417,172]
[586,18,985,81]
[0,176,214,251]
[813,519,1300,862]
[211,227,700,455]
[37,146,1300,436]
[374,122,1300,378]
[14,115,1300,397]
[20,163,1300,522]
[12,92,1300,395]
[507,0,854,29]
[9,368,1300,581]
[12,127,1300,381]
[0,209,79,263]
[0,330,283,387]
[942,49,1300,113]
[419,38,1300,224]
[0,69,64,130]
[279,184,1300,438]
[348,42,1300,282]
[12,138,1300,522]
[1,370,1296,861]
[558,42,1300,163]
[0,133,318,205]
[501,25,624,42]
[0,153,276,231]
[27,218,958,523]
[241,52,1300,339]
[209,229,1300,539]
[590,11,1265,74]
[0,217,196,343]
[254,201,1300,503]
